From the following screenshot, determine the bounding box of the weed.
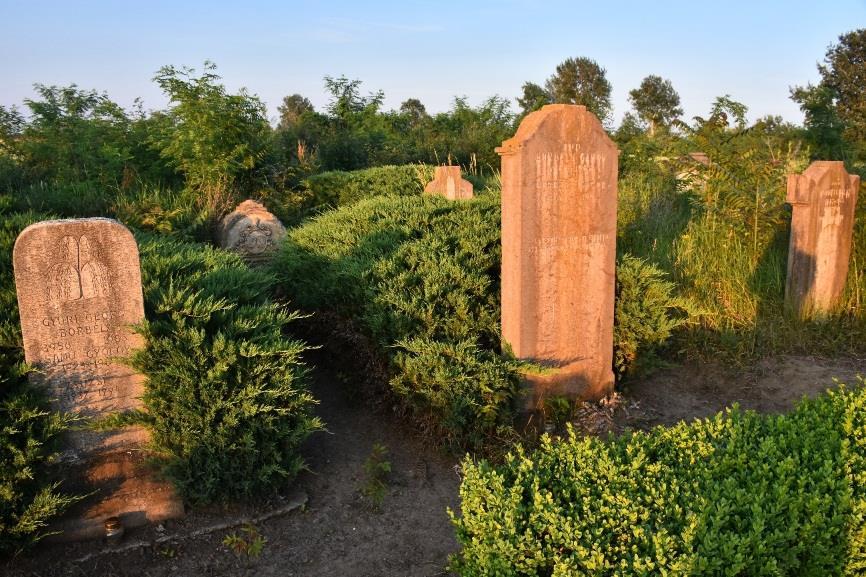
[361,443,391,510]
[540,395,573,433]
[223,524,266,559]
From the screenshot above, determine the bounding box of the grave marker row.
[8,107,860,541]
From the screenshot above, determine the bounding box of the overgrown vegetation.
[1,29,865,559]
[131,235,321,502]
[0,206,319,549]
[268,164,435,225]
[273,192,692,448]
[451,379,866,576]
[0,210,78,555]
[617,95,866,362]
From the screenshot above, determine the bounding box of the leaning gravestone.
[13,218,183,541]
[497,104,618,408]
[786,161,860,318]
[217,200,287,264]
[424,166,474,200]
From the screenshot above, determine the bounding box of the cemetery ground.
[3,43,866,570]
[3,349,862,575]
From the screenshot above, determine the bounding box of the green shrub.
[12,181,113,217]
[274,194,514,447]
[452,380,866,576]
[617,120,866,362]
[276,164,435,224]
[1,210,321,551]
[273,193,690,446]
[112,186,210,242]
[0,210,77,555]
[614,255,697,377]
[132,234,321,502]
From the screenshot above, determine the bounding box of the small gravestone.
[786,161,860,318]
[497,104,618,408]
[217,200,287,264]
[424,166,474,200]
[13,218,183,541]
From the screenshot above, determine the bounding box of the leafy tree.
[323,75,384,122]
[399,98,428,126]
[0,106,23,156]
[516,82,550,117]
[427,96,515,169]
[791,83,848,161]
[544,57,613,123]
[791,29,866,164]
[628,75,683,136]
[277,94,314,130]
[312,76,391,170]
[820,29,866,148]
[688,94,748,132]
[19,85,133,187]
[152,61,271,214]
[615,112,647,146]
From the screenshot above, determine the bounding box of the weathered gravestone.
[786,161,860,318]
[497,104,618,408]
[424,166,474,200]
[217,200,287,264]
[13,218,183,541]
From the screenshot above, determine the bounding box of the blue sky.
[2,0,865,126]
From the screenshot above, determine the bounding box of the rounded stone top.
[14,217,137,258]
[497,104,616,156]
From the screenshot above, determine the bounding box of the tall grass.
[618,159,866,361]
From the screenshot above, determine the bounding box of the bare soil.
[622,355,865,427]
[3,353,863,577]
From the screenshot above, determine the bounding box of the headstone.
[424,166,474,200]
[217,200,287,264]
[13,218,183,541]
[676,152,710,191]
[497,104,618,407]
[786,161,860,318]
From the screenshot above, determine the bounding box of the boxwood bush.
[452,380,866,576]
[272,192,690,448]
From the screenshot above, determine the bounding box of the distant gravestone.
[217,200,287,264]
[786,161,860,318]
[497,104,618,407]
[13,218,183,541]
[424,166,474,200]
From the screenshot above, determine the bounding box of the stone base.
[45,444,184,542]
[517,366,615,413]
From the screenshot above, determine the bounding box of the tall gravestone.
[13,218,183,541]
[497,104,618,407]
[424,166,474,200]
[786,161,860,318]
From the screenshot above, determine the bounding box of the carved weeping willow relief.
[46,235,111,303]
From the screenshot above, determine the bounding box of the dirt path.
[4,352,462,577]
[4,353,863,576]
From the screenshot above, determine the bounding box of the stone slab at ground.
[424,166,473,200]
[13,218,182,541]
[786,161,860,318]
[217,200,287,264]
[498,104,618,407]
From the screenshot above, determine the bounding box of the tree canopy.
[628,75,682,136]
[544,57,613,122]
